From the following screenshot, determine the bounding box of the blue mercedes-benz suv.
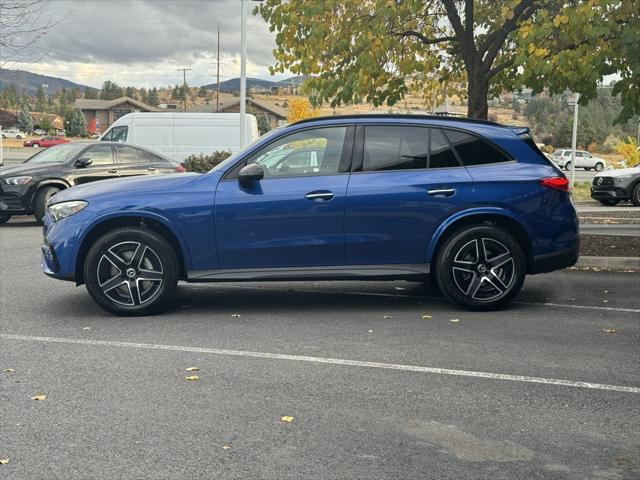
[41,115,579,315]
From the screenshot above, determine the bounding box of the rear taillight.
[175,164,186,173]
[539,176,570,192]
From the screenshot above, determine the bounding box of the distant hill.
[202,76,305,93]
[0,69,91,95]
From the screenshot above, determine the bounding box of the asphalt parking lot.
[1,218,639,479]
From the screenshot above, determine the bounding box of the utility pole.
[177,67,191,112]
[217,23,221,112]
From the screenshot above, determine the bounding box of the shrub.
[541,144,554,153]
[587,142,599,153]
[182,151,232,173]
[615,137,639,166]
[601,134,622,153]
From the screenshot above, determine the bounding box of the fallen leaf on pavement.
[394,287,406,291]
[383,315,392,319]
[604,290,609,294]
[0,459,10,465]
[222,445,231,450]
[449,318,460,323]
[601,329,618,334]
[280,415,294,423]
[231,314,241,317]
[31,394,47,401]
[185,375,200,381]
[185,367,199,372]
[368,330,373,333]
[3,369,14,373]
[603,300,608,303]
[422,315,432,319]
[82,327,91,330]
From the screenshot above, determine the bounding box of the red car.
[23,136,70,148]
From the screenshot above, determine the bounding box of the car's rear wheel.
[564,162,571,171]
[594,163,604,172]
[32,143,40,148]
[33,186,61,225]
[0,215,11,225]
[84,227,179,316]
[435,226,526,311]
[632,183,640,207]
[597,199,620,206]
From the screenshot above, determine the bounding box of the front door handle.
[147,167,158,172]
[305,190,334,201]
[108,169,118,174]
[427,188,456,197]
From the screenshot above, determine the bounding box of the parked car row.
[0,142,184,225]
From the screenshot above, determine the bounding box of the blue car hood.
[51,172,211,204]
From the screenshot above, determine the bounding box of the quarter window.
[116,145,142,163]
[249,126,347,178]
[444,129,511,166]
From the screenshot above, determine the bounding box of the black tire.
[435,225,526,311]
[0,215,11,225]
[33,186,61,225]
[16,135,22,139]
[597,199,620,206]
[32,143,40,148]
[594,163,604,172]
[632,183,640,207]
[564,162,571,171]
[83,227,179,316]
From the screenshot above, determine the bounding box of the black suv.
[0,142,183,224]
[590,164,640,206]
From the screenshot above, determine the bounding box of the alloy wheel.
[97,241,164,306]
[451,237,515,301]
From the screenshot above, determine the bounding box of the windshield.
[25,143,85,164]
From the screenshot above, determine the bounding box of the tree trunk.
[467,76,489,120]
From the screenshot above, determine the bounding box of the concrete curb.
[575,256,639,270]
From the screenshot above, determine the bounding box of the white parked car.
[552,149,607,171]
[1,128,26,139]
[99,112,260,162]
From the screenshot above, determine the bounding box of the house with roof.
[75,96,159,134]
[188,97,288,130]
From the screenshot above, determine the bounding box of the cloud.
[15,0,282,88]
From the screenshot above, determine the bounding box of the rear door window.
[444,129,511,166]
[363,126,428,171]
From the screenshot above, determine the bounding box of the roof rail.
[290,113,505,127]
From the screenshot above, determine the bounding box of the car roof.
[291,113,507,128]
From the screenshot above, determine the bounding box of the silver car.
[552,149,606,171]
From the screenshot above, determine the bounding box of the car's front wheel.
[0,215,11,225]
[632,183,640,207]
[435,226,526,311]
[34,186,61,225]
[594,163,604,172]
[84,227,179,316]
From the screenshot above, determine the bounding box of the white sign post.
[239,0,247,150]
[569,93,580,188]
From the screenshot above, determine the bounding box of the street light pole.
[240,0,247,149]
[570,93,579,188]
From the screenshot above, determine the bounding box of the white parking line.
[2,333,638,394]
[183,284,640,314]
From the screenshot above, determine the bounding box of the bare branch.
[395,30,456,46]
[479,0,537,64]
[485,58,515,79]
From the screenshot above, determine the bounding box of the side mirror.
[75,157,93,168]
[238,163,264,187]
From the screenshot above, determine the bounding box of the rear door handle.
[108,169,118,174]
[427,188,456,197]
[305,190,334,201]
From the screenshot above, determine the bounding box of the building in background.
[76,96,159,134]
[188,97,287,129]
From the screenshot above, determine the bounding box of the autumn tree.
[258,0,638,120]
[286,97,318,123]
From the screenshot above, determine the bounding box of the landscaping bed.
[579,234,640,257]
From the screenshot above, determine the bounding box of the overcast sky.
[14,0,282,88]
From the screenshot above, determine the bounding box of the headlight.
[48,201,88,222]
[3,176,33,185]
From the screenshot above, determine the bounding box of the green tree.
[35,85,46,112]
[148,88,160,106]
[258,0,638,120]
[16,105,33,133]
[100,80,124,100]
[139,88,148,104]
[84,87,99,99]
[67,108,87,137]
[40,115,53,133]
[125,86,137,99]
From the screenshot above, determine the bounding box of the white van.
[99,112,259,161]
